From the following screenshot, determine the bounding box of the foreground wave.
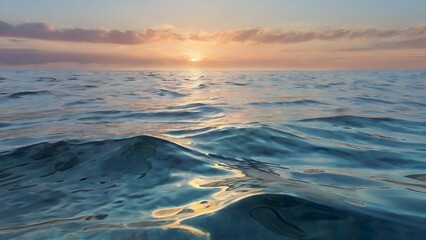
[1,135,425,239]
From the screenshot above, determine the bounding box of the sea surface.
[0,70,425,239]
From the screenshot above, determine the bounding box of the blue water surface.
[0,70,425,239]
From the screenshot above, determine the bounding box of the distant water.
[0,70,425,239]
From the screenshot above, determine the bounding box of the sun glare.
[190,58,199,62]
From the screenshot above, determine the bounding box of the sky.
[0,0,425,70]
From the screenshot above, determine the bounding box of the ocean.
[0,70,425,239]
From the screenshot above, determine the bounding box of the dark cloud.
[0,20,425,45]
[0,20,185,44]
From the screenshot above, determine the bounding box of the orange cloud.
[189,26,426,44]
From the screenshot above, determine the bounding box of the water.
[0,70,425,239]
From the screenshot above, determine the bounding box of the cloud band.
[1,20,425,45]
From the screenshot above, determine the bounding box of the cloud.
[189,26,426,44]
[341,36,426,51]
[9,38,26,43]
[1,20,426,46]
[0,48,179,66]
[378,36,426,49]
[0,20,185,44]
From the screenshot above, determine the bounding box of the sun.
[185,53,202,63]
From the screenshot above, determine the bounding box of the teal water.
[0,71,425,239]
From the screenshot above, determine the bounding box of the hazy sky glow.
[0,0,425,70]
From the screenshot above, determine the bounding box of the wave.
[249,100,327,107]
[186,124,426,169]
[7,90,52,98]
[75,104,223,122]
[225,81,250,86]
[1,135,425,239]
[299,115,426,132]
[157,88,187,97]
[77,110,211,122]
[37,77,57,82]
[351,97,396,105]
[183,194,426,240]
[65,84,98,90]
[0,122,12,128]
[0,136,227,238]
